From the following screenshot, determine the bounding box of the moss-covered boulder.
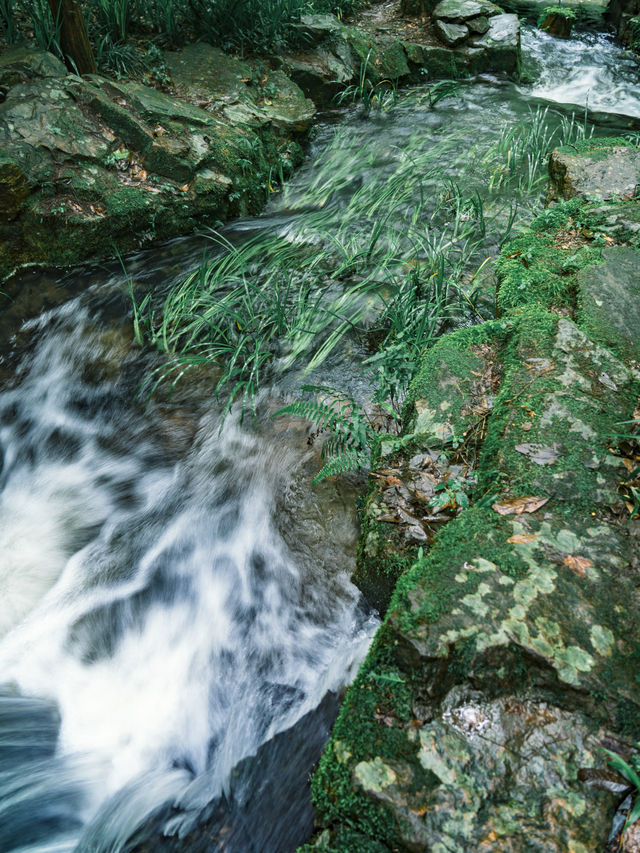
[0,46,311,281]
[548,138,640,202]
[538,5,576,37]
[306,305,640,852]
[304,157,640,851]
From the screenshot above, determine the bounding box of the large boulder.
[304,194,640,852]
[548,139,640,201]
[0,47,311,280]
[432,0,503,22]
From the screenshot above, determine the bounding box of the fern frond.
[312,449,370,484]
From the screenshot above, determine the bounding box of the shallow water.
[0,24,638,853]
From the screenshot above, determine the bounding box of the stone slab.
[577,245,640,361]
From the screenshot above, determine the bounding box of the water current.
[0,24,638,853]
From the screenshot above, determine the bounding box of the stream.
[0,24,638,853]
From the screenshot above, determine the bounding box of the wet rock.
[123,692,340,853]
[309,314,640,851]
[163,43,252,106]
[0,46,66,91]
[0,47,308,280]
[166,48,316,134]
[282,12,382,104]
[466,12,521,73]
[539,9,575,37]
[435,19,470,44]
[577,245,640,361]
[432,0,502,22]
[283,49,355,105]
[0,157,30,220]
[549,141,640,202]
[468,14,491,32]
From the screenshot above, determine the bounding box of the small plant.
[19,0,62,56]
[335,51,398,115]
[0,0,17,43]
[429,474,475,511]
[276,385,375,483]
[145,0,185,42]
[602,744,640,828]
[91,0,135,42]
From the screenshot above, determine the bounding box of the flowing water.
[0,24,638,853]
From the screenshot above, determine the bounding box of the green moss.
[310,627,427,845]
[391,506,529,632]
[299,827,390,852]
[555,136,635,156]
[476,306,638,506]
[403,319,506,427]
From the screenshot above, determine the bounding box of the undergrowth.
[132,103,597,481]
[3,0,364,57]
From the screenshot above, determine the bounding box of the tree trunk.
[46,0,97,75]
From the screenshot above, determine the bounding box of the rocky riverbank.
[302,140,640,852]
[0,0,521,283]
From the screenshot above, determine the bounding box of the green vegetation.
[603,745,640,828]
[131,105,599,486]
[537,4,576,26]
[0,0,365,62]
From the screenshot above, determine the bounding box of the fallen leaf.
[514,443,562,465]
[507,533,539,544]
[563,554,593,576]
[492,496,549,515]
[578,767,630,794]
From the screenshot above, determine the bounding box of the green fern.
[276,384,375,482]
[313,450,369,484]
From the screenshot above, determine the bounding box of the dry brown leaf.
[563,555,593,576]
[623,457,636,473]
[507,533,539,544]
[492,496,549,516]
